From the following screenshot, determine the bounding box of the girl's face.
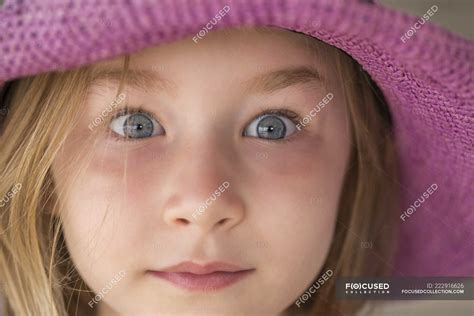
[52,28,351,315]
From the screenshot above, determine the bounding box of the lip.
[148,261,255,291]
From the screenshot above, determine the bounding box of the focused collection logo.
[344,282,390,295]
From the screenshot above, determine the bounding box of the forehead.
[88,27,329,96]
[92,27,326,76]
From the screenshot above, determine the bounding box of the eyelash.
[107,106,305,142]
[254,108,301,123]
[110,105,158,122]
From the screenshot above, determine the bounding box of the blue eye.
[109,111,164,139]
[244,113,298,140]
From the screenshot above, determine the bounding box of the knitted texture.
[0,0,473,276]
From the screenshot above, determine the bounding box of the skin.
[52,28,351,315]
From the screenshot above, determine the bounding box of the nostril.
[175,218,190,226]
[217,218,229,226]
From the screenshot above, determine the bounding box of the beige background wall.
[380,0,473,39]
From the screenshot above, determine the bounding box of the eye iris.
[257,115,286,139]
[123,113,154,138]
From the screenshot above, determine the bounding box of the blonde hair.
[0,32,397,316]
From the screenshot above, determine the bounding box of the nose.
[163,187,244,233]
[162,144,245,233]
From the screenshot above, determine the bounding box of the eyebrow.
[89,66,322,94]
[243,66,323,94]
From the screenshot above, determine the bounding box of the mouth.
[148,261,255,291]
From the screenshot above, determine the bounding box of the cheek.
[238,151,342,310]
[52,140,155,292]
[238,113,350,301]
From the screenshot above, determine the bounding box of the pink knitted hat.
[0,0,472,277]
